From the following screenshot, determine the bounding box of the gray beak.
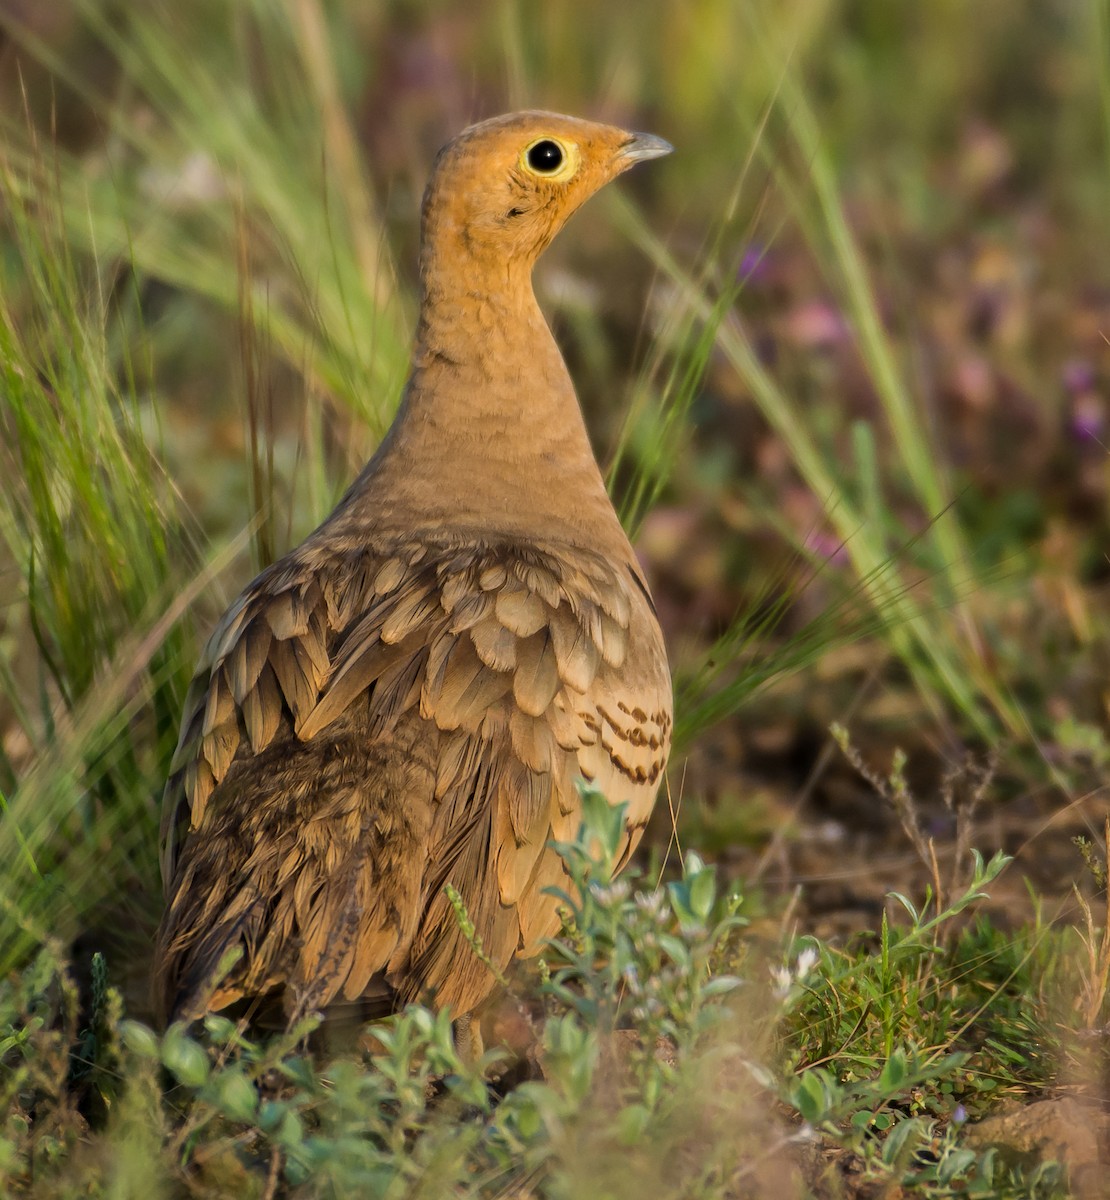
[616,132,674,166]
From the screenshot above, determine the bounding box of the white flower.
[795,946,819,978]
[770,965,793,997]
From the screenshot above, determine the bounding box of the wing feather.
[227,624,272,703]
[157,536,671,1024]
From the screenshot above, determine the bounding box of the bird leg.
[452,1012,484,1062]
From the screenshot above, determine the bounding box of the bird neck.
[340,267,629,556]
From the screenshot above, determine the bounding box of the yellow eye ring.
[520,136,580,182]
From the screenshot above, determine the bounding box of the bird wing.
[157,535,670,1018]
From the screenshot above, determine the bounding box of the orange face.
[420,110,672,266]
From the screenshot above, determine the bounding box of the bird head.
[419,110,672,280]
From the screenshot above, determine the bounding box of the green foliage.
[0,946,85,1191]
[0,804,768,1197]
[779,855,1040,1117]
[0,151,195,973]
[0,800,1085,1198]
[542,787,745,1047]
[2,0,411,437]
[774,897,1079,1198]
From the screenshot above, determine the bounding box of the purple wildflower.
[1070,394,1105,443]
[804,530,850,566]
[738,244,770,285]
[787,300,849,350]
[1062,358,1096,395]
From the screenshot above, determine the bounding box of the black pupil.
[527,140,563,173]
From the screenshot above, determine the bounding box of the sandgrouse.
[152,111,674,1043]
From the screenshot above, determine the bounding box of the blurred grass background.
[0,0,1108,1018]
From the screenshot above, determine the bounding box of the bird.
[152,110,674,1051]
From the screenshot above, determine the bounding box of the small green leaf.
[701,975,742,997]
[161,1028,209,1087]
[879,1051,906,1092]
[617,1103,652,1144]
[258,1100,285,1132]
[881,1116,925,1164]
[687,865,716,922]
[119,1020,160,1059]
[274,1109,304,1147]
[793,1068,834,1125]
[202,1015,239,1043]
[212,1068,258,1122]
[888,892,920,923]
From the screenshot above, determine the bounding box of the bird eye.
[520,137,578,182]
[527,140,564,173]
